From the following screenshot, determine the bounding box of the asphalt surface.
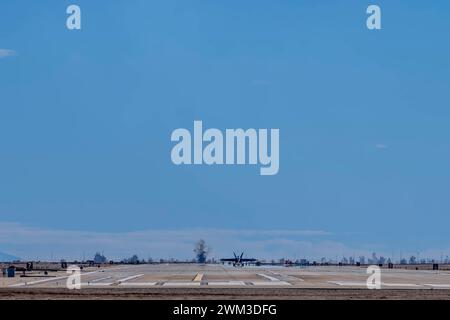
[2,264,450,292]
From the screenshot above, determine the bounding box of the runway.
[3,264,450,290]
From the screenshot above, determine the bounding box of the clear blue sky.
[1,1,450,260]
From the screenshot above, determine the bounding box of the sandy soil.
[1,288,450,300]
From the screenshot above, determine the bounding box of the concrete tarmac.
[2,264,450,299]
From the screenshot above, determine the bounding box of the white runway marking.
[329,281,424,288]
[257,274,279,282]
[81,282,113,286]
[382,283,422,287]
[424,284,450,288]
[328,281,367,287]
[251,281,291,286]
[88,276,112,283]
[290,276,304,282]
[9,276,69,287]
[208,281,246,286]
[9,271,98,287]
[162,282,201,286]
[117,274,145,283]
[119,282,157,286]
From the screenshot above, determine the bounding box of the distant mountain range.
[0,251,20,262]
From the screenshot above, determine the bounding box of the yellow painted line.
[193,273,204,282]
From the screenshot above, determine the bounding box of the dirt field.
[1,287,450,300]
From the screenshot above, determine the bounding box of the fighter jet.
[220,252,257,267]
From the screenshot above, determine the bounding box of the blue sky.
[1,1,450,261]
